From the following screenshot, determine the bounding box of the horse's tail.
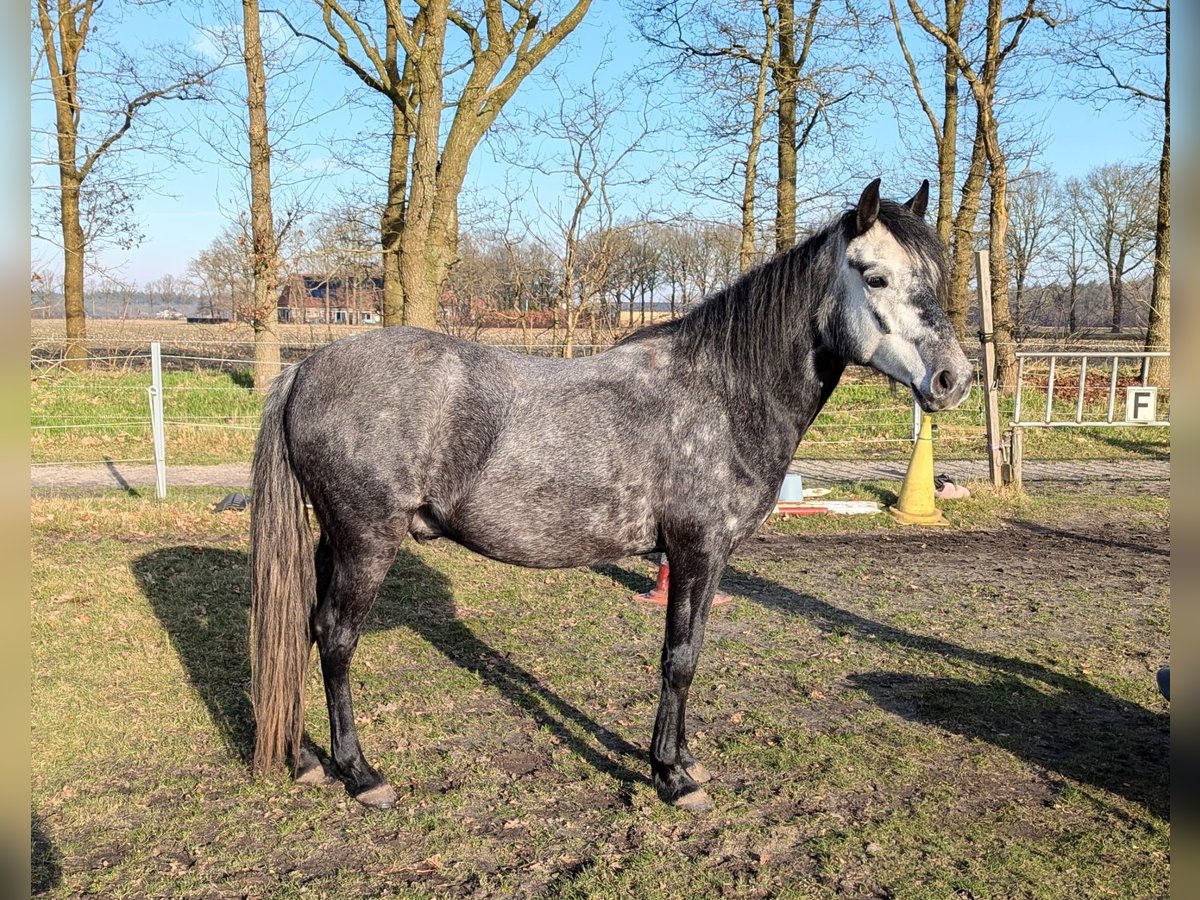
[249,363,315,775]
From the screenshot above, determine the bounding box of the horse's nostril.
[934,369,954,397]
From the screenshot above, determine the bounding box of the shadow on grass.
[228,368,254,390]
[31,813,60,896]
[132,546,644,785]
[846,482,898,506]
[1007,519,1170,557]
[599,558,1169,820]
[726,565,1169,821]
[847,671,1169,820]
[1092,431,1170,461]
[102,456,140,497]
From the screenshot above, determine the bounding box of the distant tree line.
[34,154,1157,350]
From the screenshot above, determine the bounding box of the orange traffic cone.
[634,558,733,606]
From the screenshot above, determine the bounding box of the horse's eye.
[866,274,888,289]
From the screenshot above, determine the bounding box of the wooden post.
[1009,425,1023,491]
[975,251,1004,488]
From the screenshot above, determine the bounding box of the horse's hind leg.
[291,534,336,786]
[311,530,400,808]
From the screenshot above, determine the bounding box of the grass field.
[32,487,1169,897]
[31,366,1170,467]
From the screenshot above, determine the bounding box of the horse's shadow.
[31,813,60,896]
[602,560,1169,821]
[132,546,646,790]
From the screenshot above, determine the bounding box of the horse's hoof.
[673,787,713,813]
[685,762,712,784]
[295,764,333,786]
[294,757,334,786]
[354,783,398,809]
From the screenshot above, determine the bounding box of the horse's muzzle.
[915,357,973,412]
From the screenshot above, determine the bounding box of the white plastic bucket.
[778,472,804,502]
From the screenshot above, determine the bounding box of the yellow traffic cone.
[887,412,949,526]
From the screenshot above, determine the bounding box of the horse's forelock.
[873,199,949,303]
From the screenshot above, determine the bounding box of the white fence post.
[148,341,167,500]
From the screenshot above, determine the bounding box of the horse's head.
[827,179,973,412]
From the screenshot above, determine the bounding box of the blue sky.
[30,1,1166,287]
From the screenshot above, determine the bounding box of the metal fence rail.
[1012,351,1171,428]
[1004,350,1169,488]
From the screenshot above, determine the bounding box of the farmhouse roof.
[279,274,384,311]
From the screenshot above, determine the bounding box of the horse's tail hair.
[249,363,315,775]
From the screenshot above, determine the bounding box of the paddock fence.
[30,321,1168,497]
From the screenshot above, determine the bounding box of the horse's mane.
[619,199,946,388]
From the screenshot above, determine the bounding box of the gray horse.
[249,179,972,812]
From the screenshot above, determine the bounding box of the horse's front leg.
[650,538,729,811]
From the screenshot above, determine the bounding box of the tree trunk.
[397,1,447,330]
[741,6,774,272]
[774,0,797,251]
[1068,280,1078,333]
[61,174,87,371]
[1110,266,1123,333]
[986,145,1016,390]
[40,0,89,372]
[1145,3,1170,387]
[243,0,280,392]
[564,295,576,359]
[381,104,408,327]
[948,123,985,339]
[1012,269,1024,339]
[935,3,963,249]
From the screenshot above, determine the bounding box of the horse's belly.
[445,491,657,569]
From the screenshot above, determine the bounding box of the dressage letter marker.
[1125,387,1157,424]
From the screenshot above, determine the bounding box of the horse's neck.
[711,336,847,478]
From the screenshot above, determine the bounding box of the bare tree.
[495,60,663,357]
[241,0,280,390]
[190,1,327,388]
[887,0,986,337]
[30,269,62,320]
[638,0,871,259]
[635,1,768,269]
[33,0,219,370]
[905,0,1060,389]
[1004,170,1057,337]
[1069,0,1168,381]
[189,215,306,322]
[273,0,591,328]
[189,223,255,320]
[1073,163,1155,334]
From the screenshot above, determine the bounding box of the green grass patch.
[795,380,1169,461]
[32,489,1168,897]
[32,369,262,465]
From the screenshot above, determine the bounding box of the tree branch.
[79,69,217,183]
[888,0,942,145]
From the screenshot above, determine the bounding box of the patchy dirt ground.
[31,491,1169,898]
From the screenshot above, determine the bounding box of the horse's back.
[283,328,673,557]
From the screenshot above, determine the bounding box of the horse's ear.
[904,180,930,218]
[856,178,881,235]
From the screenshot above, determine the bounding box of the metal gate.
[1005,350,1170,488]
